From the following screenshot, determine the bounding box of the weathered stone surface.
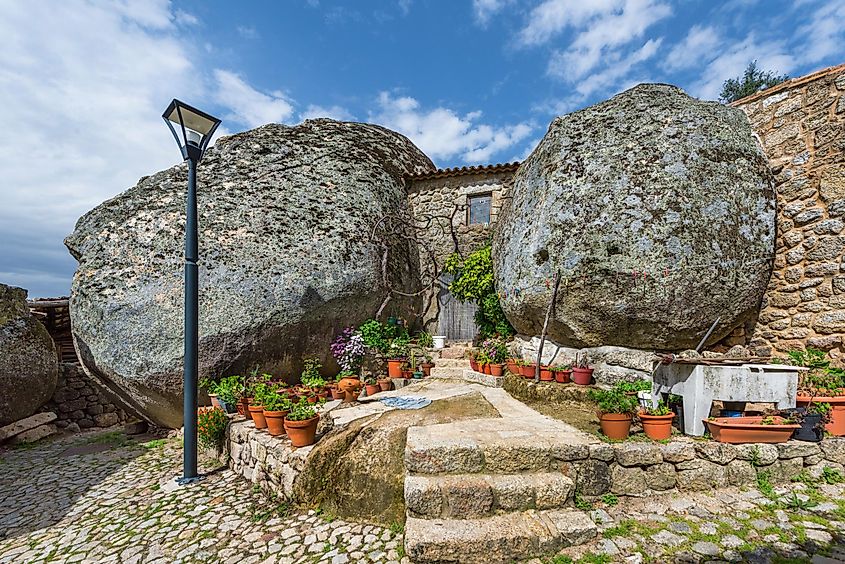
[610,465,646,495]
[726,459,757,486]
[821,439,845,464]
[735,443,779,466]
[65,120,434,427]
[659,441,697,463]
[694,442,737,464]
[676,459,728,491]
[615,443,662,467]
[494,84,775,350]
[644,462,677,491]
[0,412,56,442]
[0,285,59,425]
[777,441,821,459]
[8,423,57,444]
[574,459,611,496]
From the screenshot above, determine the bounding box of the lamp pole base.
[175,475,205,486]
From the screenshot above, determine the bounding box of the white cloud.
[473,0,515,26]
[0,0,203,297]
[236,25,259,39]
[545,0,671,80]
[688,34,795,100]
[517,0,619,46]
[567,38,663,97]
[795,0,845,63]
[663,25,720,72]
[398,0,412,16]
[300,104,356,121]
[369,92,533,163]
[213,70,296,128]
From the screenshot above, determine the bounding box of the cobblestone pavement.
[541,474,845,563]
[0,429,406,564]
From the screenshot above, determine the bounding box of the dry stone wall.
[39,363,129,432]
[734,65,845,359]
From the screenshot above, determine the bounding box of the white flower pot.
[432,335,446,349]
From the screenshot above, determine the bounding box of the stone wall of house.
[39,362,129,432]
[733,65,845,359]
[407,166,516,333]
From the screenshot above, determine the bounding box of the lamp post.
[162,99,221,485]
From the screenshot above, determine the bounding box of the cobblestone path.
[0,430,406,564]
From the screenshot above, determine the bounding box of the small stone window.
[467,193,492,225]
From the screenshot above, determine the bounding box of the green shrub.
[444,245,514,338]
[197,407,229,450]
[588,383,639,414]
[286,399,317,421]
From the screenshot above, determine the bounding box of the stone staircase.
[403,416,597,563]
[429,354,505,388]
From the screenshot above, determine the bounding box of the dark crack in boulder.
[65,120,434,427]
[493,84,776,350]
[0,284,58,425]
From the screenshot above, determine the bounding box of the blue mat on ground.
[380,396,432,410]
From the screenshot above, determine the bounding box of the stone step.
[404,509,596,564]
[428,366,466,378]
[405,472,574,518]
[0,412,57,442]
[405,418,593,475]
[431,358,467,368]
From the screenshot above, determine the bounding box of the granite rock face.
[66,120,434,427]
[494,84,776,350]
[0,284,58,425]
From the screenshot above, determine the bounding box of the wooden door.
[437,275,478,340]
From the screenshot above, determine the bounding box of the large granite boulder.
[66,120,434,428]
[494,84,776,350]
[0,284,58,425]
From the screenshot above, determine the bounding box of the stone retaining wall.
[226,419,312,499]
[567,436,845,498]
[39,362,128,432]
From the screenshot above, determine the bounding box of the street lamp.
[163,99,221,485]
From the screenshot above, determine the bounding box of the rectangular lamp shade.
[163,100,219,135]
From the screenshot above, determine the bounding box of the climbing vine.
[444,244,514,338]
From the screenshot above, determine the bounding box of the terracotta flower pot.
[387,359,403,378]
[338,376,362,403]
[378,379,392,392]
[572,367,593,385]
[796,395,845,436]
[402,369,413,379]
[555,370,571,384]
[249,405,267,429]
[483,364,491,375]
[236,397,249,417]
[506,360,519,374]
[284,415,320,447]
[520,365,535,379]
[365,383,380,396]
[421,362,434,377]
[490,364,504,377]
[208,394,221,409]
[704,416,800,443]
[330,387,344,401]
[306,395,318,404]
[539,366,553,381]
[263,410,289,436]
[470,359,479,372]
[599,412,633,440]
[638,411,675,440]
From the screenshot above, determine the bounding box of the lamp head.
[162,99,221,162]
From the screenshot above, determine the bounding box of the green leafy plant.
[573,492,593,511]
[301,358,325,388]
[359,319,389,354]
[588,384,639,415]
[788,347,830,369]
[262,392,292,412]
[600,493,618,506]
[286,399,317,421]
[415,331,434,349]
[821,466,845,484]
[444,245,514,338]
[643,401,671,416]
[615,379,652,394]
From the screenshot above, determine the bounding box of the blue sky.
[1,0,843,298]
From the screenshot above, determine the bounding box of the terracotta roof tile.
[406,161,520,180]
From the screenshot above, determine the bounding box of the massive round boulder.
[0,284,58,425]
[66,120,434,428]
[493,84,776,351]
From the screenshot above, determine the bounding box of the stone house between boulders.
[405,162,518,340]
[407,63,845,361]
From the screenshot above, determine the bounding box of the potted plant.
[791,349,845,437]
[378,376,392,391]
[638,401,675,440]
[337,371,363,402]
[704,415,800,444]
[520,360,535,379]
[249,380,271,430]
[506,357,520,375]
[197,406,229,456]
[481,337,508,377]
[262,392,292,437]
[216,375,243,414]
[552,364,571,384]
[284,399,320,447]
[784,402,831,443]
[468,349,480,372]
[589,384,639,440]
[364,374,380,397]
[539,365,554,381]
[421,354,435,377]
[572,353,594,385]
